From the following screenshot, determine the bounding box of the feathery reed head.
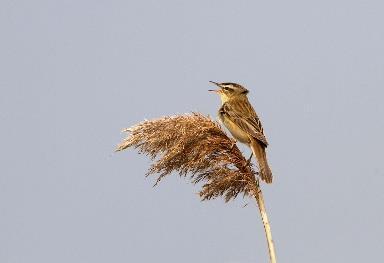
[116,113,259,202]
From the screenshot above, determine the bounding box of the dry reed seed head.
[116,113,260,201]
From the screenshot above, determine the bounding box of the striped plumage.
[209,81,273,183]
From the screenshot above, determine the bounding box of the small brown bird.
[209,81,273,183]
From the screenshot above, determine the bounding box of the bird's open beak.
[208,81,221,93]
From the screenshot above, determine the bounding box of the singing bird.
[209,81,273,183]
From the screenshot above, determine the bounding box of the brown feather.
[250,138,273,184]
[216,90,273,184]
[219,97,268,147]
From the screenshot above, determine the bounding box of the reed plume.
[116,113,276,263]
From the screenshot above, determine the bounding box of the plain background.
[1,1,383,262]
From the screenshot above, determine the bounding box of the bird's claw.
[230,140,237,151]
[246,153,253,166]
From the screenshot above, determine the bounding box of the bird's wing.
[221,101,269,147]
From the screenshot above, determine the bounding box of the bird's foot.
[246,153,253,166]
[230,140,237,151]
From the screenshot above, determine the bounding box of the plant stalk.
[254,186,277,263]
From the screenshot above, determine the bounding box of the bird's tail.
[250,139,273,184]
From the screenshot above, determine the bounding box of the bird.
[209,81,273,183]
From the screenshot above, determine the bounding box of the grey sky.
[1,0,383,262]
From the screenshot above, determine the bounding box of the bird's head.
[209,81,249,103]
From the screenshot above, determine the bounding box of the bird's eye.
[222,87,229,91]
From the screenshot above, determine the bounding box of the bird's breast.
[218,112,250,145]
